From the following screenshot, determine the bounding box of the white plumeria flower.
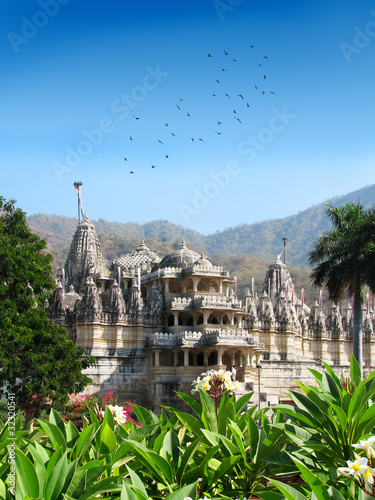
[338,457,369,477]
[352,436,375,454]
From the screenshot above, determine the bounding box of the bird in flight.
[178,97,183,101]
[191,138,194,142]
[208,53,213,57]
[270,91,276,95]
[257,63,262,67]
[233,59,237,62]
[233,109,237,113]
[165,123,168,126]
[132,115,140,120]
[235,117,242,123]
[129,171,134,174]
[171,132,175,137]
[199,138,204,142]
[224,50,228,55]
[176,104,181,110]
[166,155,169,158]
[225,93,231,98]
[152,165,156,168]
[238,94,244,99]
[212,93,216,96]
[264,56,268,59]
[249,45,254,49]
[187,112,191,117]
[261,91,265,95]
[130,136,133,140]
[217,120,222,125]
[216,80,220,84]
[247,103,250,107]
[222,68,226,71]
[124,157,127,161]
[215,131,222,135]
[158,140,163,144]
[263,75,266,79]
[254,85,257,89]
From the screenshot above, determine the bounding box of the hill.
[26,183,375,305]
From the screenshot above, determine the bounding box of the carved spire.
[64,186,105,293]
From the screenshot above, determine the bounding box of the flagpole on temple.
[282,237,288,264]
[74,181,83,225]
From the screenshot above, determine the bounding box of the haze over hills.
[28,183,375,269]
[26,183,375,306]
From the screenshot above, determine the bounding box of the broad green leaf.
[292,457,331,500]
[176,438,200,483]
[235,391,254,414]
[174,392,203,418]
[228,420,246,459]
[161,429,180,464]
[71,424,96,462]
[126,466,148,497]
[15,449,40,499]
[120,482,137,500]
[76,476,123,500]
[348,381,366,421]
[212,455,239,481]
[65,422,80,452]
[358,401,375,436]
[166,481,198,500]
[44,451,68,500]
[48,409,67,439]
[350,355,362,385]
[100,422,117,455]
[126,440,173,484]
[266,477,309,500]
[36,420,66,452]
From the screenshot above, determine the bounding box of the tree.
[0,197,95,420]
[309,201,375,378]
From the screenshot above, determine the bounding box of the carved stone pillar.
[183,347,190,367]
[154,349,161,367]
[164,279,169,293]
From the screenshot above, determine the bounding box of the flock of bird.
[125,45,277,174]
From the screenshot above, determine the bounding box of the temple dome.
[158,240,200,269]
[193,252,213,269]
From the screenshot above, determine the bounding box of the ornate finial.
[136,241,149,252]
[181,239,186,248]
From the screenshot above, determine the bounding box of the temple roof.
[158,240,201,270]
[112,241,160,272]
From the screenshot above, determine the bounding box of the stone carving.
[127,279,144,321]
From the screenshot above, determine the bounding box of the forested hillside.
[27,183,375,305]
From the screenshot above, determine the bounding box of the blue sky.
[1,0,375,234]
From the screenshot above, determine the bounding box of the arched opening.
[169,280,181,294]
[178,313,194,326]
[197,280,208,292]
[223,315,230,325]
[208,351,217,366]
[222,352,231,371]
[177,350,184,366]
[208,313,219,324]
[197,351,204,366]
[197,315,203,325]
[167,314,174,327]
[160,350,174,366]
[188,352,194,366]
[210,281,219,292]
[186,278,193,293]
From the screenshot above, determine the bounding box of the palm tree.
[309,201,375,378]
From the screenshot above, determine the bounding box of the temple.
[45,188,375,409]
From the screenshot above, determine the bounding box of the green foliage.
[277,357,375,468]
[0,197,95,414]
